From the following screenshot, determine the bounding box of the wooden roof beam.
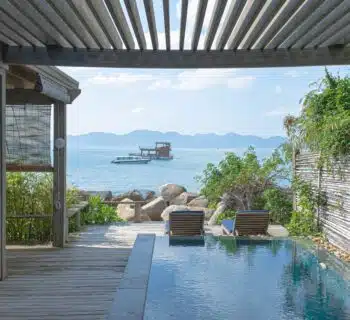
[144,0,158,50]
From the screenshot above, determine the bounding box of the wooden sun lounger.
[222,210,269,236]
[166,211,205,236]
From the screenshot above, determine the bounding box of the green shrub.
[216,209,236,225]
[195,146,290,210]
[6,172,53,243]
[263,188,293,225]
[6,172,81,243]
[82,196,124,225]
[286,179,320,236]
[284,69,350,166]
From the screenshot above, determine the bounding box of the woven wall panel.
[295,151,350,252]
[5,105,51,166]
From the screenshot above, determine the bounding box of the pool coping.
[106,234,155,320]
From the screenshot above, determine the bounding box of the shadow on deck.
[0,225,134,320]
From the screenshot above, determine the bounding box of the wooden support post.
[0,65,7,280]
[75,211,81,231]
[53,102,67,247]
[134,203,141,223]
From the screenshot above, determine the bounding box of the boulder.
[188,196,209,208]
[208,202,227,226]
[117,198,135,221]
[190,206,215,220]
[159,184,186,202]
[112,189,156,202]
[80,190,113,201]
[161,205,189,221]
[170,192,198,205]
[141,196,166,221]
[160,205,212,221]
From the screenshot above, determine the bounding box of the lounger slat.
[169,211,204,236]
[221,210,269,236]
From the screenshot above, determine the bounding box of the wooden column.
[0,65,7,280]
[53,102,67,247]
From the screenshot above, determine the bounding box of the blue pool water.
[144,237,350,320]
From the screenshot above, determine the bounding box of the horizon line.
[68,130,286,140]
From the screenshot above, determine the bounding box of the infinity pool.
[143,237,350,320]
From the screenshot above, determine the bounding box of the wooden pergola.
[0,64,80,280]
[1,0,350,281]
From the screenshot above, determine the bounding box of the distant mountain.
[68,130,286,149]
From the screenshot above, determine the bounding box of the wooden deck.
[0,222,223,319]
[0,224,139,319]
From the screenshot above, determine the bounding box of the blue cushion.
[222,219,235,234]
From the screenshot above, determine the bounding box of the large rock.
[161,205,189,221]
[117,198,135,221]
[112,189,156,202]
[160,205,213,221]
[141,196,166,221]
[208,202,227,226]
[170,192,198,205]
[159,184,186,202]
[190,206,215,220]
[188,196,209,208]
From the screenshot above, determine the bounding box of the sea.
[67,146,276,194]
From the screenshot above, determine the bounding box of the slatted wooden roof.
[1,0,350,68]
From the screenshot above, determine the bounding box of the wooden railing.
[65,201,89,242]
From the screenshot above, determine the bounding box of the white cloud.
[87,73,154,85]
[84,68,255,91]
[175,0,221,49]
[227,76,255,89]
[148,79,172,90]
[284,70,299,78]
[148,69,255,91]
[131,107,144,113]
[275,85,282,94]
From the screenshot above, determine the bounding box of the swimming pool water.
[143,237,350,320]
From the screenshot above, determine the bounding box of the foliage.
[82,196,124,225]
[6,172,54,243]
[196,146,290,210]
[263,188,293,225]
[216,209,236,225]
[6,173,124,243]
[284,69,350,165]
[286,179,320,236]
[67,187,80,208]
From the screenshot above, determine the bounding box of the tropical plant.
[284,69,350,165]
[196,146,290,210]
[287,179,320,236]
[215,209,236,225]
[82,195,124,225]
[263,188,293,225]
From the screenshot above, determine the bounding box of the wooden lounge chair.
[221,210,269,236]
[166,211,205,236]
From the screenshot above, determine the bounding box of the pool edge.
[106,234,156,320]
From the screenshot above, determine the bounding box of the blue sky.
[58,0,350,138]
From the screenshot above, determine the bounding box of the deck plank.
[0,221,220,319]
[0,224,136,320]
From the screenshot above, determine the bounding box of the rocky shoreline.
[79,184,221,224]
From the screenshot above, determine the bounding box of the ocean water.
[67,146,275,194]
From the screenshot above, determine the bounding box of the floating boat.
[111,156,151,164]
[129,142,174,160]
